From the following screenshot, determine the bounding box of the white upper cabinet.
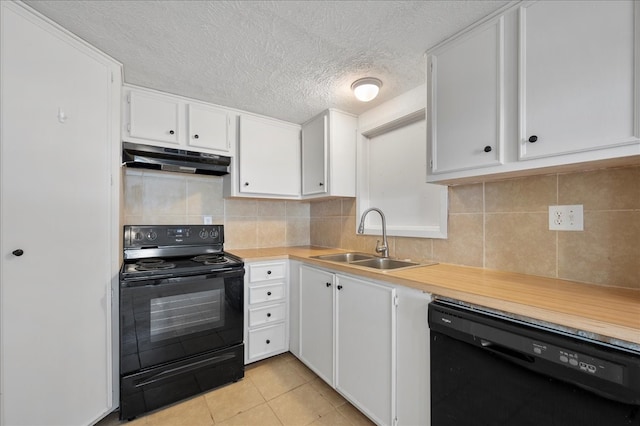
[427,1,640,184]
[301,113,327,196]
[301,109,357,198]
[128,90,180,144]
[428,16,504,174]
[235,114,301,198]
[186,103,231,152]
[123,85,235,156]
[519,0,638,160]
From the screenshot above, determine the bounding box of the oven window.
[150,289,225,342]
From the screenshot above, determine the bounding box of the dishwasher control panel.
[531,341,625,385]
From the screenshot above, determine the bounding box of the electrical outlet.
[549,205,583,231]
[203,216,213,225]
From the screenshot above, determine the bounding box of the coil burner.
[134,258,176,271]
[192,254,230,265]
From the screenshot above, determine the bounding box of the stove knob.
[210,230,218,238]
[146,231,157,241]
[199,229,208,239]
[134,232,143,241]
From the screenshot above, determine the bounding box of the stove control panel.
[125,225,224,247]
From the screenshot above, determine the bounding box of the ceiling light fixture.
[351,77,382,102]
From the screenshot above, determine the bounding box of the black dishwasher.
[429,300,640,426]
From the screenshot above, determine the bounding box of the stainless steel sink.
[312,252,376,263]
[350,257,421,270]
[311,252,433,271]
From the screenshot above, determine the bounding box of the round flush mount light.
[351,77,382,102]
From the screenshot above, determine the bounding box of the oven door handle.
[134,353,236,388]
[122,267,243,285]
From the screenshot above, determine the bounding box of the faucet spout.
[357,207,389,258]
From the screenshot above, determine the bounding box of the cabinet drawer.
[249,303,286,328]
[249,262,286,282]
[248,323,286,360]
[248,283,285,305]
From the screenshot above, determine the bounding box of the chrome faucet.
[357,207,389,258]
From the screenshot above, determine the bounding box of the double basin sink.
[311,252,431,271]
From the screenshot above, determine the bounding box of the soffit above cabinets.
[23,0,509,124]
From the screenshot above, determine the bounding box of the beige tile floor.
[99,352,374,426]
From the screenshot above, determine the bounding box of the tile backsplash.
[123,169,310,249]
[310,166,640,289]
[123,166,638,288]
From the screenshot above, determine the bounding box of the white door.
[519,1,638,159]
[299,266,334,385]
[1,4,114,425]
[335,275,396,426]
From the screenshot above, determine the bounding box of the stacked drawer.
[244,260,289,363]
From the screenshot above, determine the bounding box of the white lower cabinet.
[247,323,287,360]
[244,260,289,364]
[298,265,397,425]
[248,282,286,304]
[299,266,335,384]
[335,275,396,426]
[395,286,431,426]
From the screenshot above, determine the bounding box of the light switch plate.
[549,205,583,231]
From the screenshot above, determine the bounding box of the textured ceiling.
[24,0,509,124]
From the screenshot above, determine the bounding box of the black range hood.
[122,142,231,176]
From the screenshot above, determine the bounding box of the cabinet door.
[327,110,357,197]
[428,17,504,174]
[336,275,396,426]
[238,115,301,196]
[1,4,116,425]
[187,103,230,153]
[129,90,180,144]
[301,113,327,195]
[519,1,638,159]
[395,287,431,426]
[299,266,334,385]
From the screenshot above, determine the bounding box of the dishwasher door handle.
[480,339,535,363]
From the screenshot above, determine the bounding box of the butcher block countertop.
[229,246,640,347]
